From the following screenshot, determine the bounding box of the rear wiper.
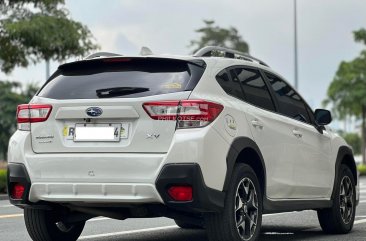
[96,87,150,98]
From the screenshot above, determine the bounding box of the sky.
[1,0,366,112]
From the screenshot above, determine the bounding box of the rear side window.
[38,58,205,99]
[264,72,310,123]
[216,70,245,100]
[234,68,275,111]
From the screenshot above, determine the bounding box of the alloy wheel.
[235,177,259,240]
[339,176,354,224]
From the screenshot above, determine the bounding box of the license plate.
[67,123,129,142]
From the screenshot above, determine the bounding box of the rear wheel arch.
[332,146,357,199]
[224,137,266,197]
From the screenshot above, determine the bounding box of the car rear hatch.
[30,57,205,153]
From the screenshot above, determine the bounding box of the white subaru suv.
[7,46,359,241]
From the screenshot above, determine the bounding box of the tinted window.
[216,69,245,100]
[234,68,275,111]
[38,58,205,99]
[306,106,315,123]
[265,73,310,123]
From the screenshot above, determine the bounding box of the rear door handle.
[292,129,303,138]
[251,120,264,129]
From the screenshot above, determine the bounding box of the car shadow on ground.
[93,225,350,241]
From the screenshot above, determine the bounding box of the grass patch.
[358,164,366,176]
[0,161,8,193]
[0,169,7,193]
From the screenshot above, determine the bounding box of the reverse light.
[17,104,53,130]
[168,186,193,201]
[10,183,25,200]
[143,100,223,128]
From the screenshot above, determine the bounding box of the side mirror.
[314,109,332,125]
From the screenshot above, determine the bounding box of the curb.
[0,194,8,201]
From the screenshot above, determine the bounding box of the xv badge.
[146,134,160,139]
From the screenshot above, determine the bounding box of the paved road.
[1,177,365,241]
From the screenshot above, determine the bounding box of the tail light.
[168,185,193,201]
[10,183,25,200]
[143,100,223,128]
[17,104,52,131]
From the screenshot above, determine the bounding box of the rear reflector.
[17,104,52,130]
[10,183,25,200]
[168,186,193,201]
[143,100,223,128]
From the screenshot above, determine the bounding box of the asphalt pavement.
[1,177,366,241]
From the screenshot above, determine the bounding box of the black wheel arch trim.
[331,146,357,200]
[223,137,267,195]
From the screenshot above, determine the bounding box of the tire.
[204,164,262,241]
[174,219,203,229]
[24,208,85,241]
[317,164,356,234]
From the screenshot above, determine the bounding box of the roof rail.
[85,52,122,60]
[193,46,269,67]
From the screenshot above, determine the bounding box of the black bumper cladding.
[155,163,225,213]
[7,163,32,207]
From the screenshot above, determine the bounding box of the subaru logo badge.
[86,107,103,117]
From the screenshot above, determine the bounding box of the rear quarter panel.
[185,59,255,190]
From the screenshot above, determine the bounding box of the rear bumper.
[12,151,167,205]
[8,162,225,213]
[29,182,163,203]
[7,162,164,205]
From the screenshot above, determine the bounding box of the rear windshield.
[38,58,205,99]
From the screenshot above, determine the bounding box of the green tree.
[340,132,362,155]
[0,81,38,159]
[324,28,366,163]
[190,20,249,54]
[0,0,98,73]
